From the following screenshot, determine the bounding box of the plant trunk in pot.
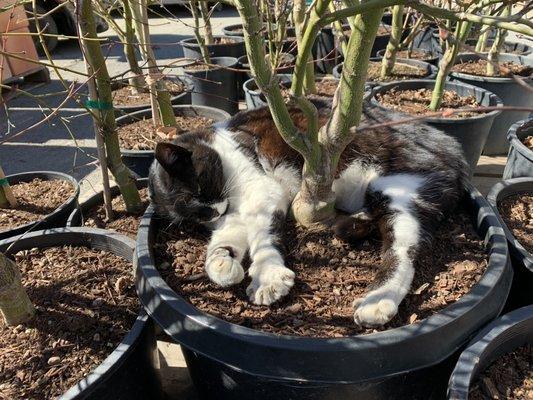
[0,171,80,240]
[447,305,533,400]
[487,178,533,309]
[450,53,533,155]
[180,35,246,59]
[371,79,503,174]
[116,105,231,178]
[183,57,239,115]
[135,184,512,400]
[0,228,163,400]
[503,118,533,179]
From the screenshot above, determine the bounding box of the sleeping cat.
[148,98,468,327]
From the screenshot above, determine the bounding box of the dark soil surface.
[470,344,532,400]
[154,210,487,337]
[499,194,533,254]
[376,88,481,118]
[314,78,339,97]
[521,136,533,151]
[452,59,532,78]
[0,179,74,231]
[0,246,137,400]
[82,188,149,238]
[367,60,428,82]
[117,115,214,150]
[394,50,436,61]
[112,80,186,107]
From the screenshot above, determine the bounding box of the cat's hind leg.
[353,174,426,327]
[206,213,248,287]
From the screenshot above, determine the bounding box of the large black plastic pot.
[0,228,163,400]
[0,171,80,240]
[315,27,340,74]
[371,79,503,174]
[447,305,533,400]
[339,23,392,57]
[66,178,148,228]
[183,57,239,115]
[464,39,532,56]
[116,105,230,178]
[135,184,512,400]
[180,36,245,60]
[242,74,292,109]
[332,57,438,85]
[487,178,533,309]
[376,48,440,66]
[450,53,533,155]
[503,118,533,179]
[111,76,193,116]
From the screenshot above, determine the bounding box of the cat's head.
[148,138,228,224]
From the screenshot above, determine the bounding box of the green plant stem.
[198,0,214,44]
[475,25,490,52]
[381,4,404,78]
[0,166,16,208]
[0,252,35,326]
[293,0,317,94]
[189,1,211,63]
[77,0,142,213]
[122,0,145,92]
[329,3,348,55]
[486,4,510,76]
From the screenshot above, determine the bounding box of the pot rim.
[370,79,503,123]
[447,305,533,400]
[0,171,80,236]
[487,177,533,273]
[506,118,533,162]
[180,35,245,47]
[135,183,511,381]
[116,105,231,156]
[0,227,149,400]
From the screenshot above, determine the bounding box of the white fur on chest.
[333,161,381,213]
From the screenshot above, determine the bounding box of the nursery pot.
[183,57,239,115]
[0,228,163,400]
[116,105,231,178]
[0,171,80,241]
[242,74,292,110]
[315,27,339,74]
[332,57,438,85]
[503,118,533,179]
[464,39,532,56]
[487,178,533,309]
[111,76,193,116]
[66,178,148,228]
[450,53,533,155]
[135,184,512,400]
[376,48,440,66]
[447,305,533,399]
[338,23,392,57]
[180,36,246,60]
[371,79,503,173]
[222,23,245,37]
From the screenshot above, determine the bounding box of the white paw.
[246,265,295,305]
[205,247,244,287]
[353,293,398,327]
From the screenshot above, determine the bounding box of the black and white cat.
[148,99,467,327]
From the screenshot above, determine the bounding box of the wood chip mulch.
[367,60,428,82]
[452,59,532,78]
[469,344,533,400]
[0,246,138,400]
[499,194,533,254]
[154,210,487,338]
[0,178,74,231]
[112,79,186,107]
[521,136,533,151]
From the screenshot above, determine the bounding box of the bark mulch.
[499,194,533,254]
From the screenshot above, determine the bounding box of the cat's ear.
[155,142,193,175]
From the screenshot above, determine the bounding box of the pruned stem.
[0,253,35,326]
[381,5,404,78]
[486,5,510,76]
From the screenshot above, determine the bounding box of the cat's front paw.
[205,247,244,287]
[246,265,295,305]
[353,293,398,327]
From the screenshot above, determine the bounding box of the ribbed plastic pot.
[371,79,503,174]
[135,184,512,400]
[111,76,193,116]
[464,39,532,56]
[180,36,245,60]
[376,48,440,66]
[116,105,230,178]
[66,178,148,228]
[0,228,163,400]
[332,57,438,85]
[503,118,533,179]
[450,53,533,156]
[242,74,292,110]
[487,178,533,309]
[183,57,239,115]
[447,305,533,400]
[0,171,80,240]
